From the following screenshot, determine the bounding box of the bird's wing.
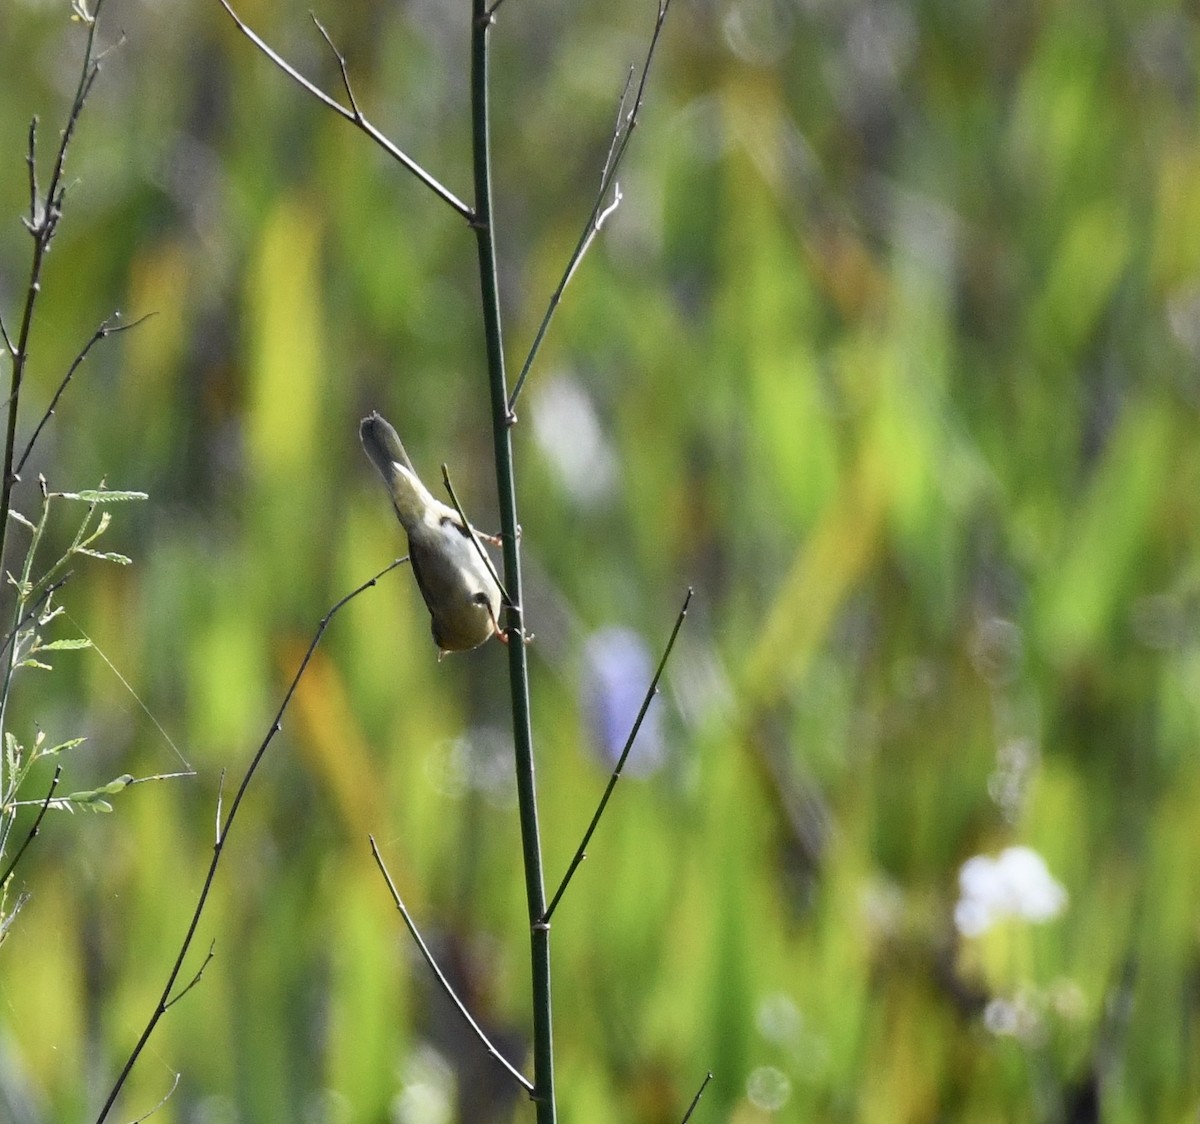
[407,538,442,621]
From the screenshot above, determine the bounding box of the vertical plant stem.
[469,3,555,1119]
[0,490,48,801]
[0,4,107,820]
[0,3,105,582]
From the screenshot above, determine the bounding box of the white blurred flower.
[756,992,803,1048]
[392,1045,453,1124]
[426,727,517,809]
[531,374,618,505]
[954,846,1067,937]
[746,1065,792,1112]
[982,994,1041,1040]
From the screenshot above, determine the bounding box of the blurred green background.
[3,0,1200,1120]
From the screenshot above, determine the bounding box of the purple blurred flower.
[581,627,665,774]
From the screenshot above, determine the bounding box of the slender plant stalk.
[0,3,119,833]
[507,0,671,413]
[16,312,152,477]
[370,836,534,1093]
[216,0,473,221]
[680,1071,713,1122]
[440,464,512,609]
[0,0,108,583]
[93,559,405,1123]
[0,574,71,667]
[470,3,555,1119]
[0,764,61,886]
[543,587,692,923]
[0,485,53,772]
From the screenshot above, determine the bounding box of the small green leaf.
[38,638,92,651]
[44,736,87,756]
[60,774,133,811]
[75,548,132,565]
[58,490,148,503]
[77,509,114,551]
[18,659,52,671]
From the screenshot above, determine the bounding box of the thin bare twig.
[680,1071,713,1122]
[0,572,72,665]
[310,14,360,117]
[542,586,692,923]
[214,767,226,846]
[440,464,513,609]
[127,770,196,786]
[126,1071,180,1124]
[216,0,473,221]
[0,0,112,595]
[0,891,29,943]
[507,0,671,413]
[369,835,535,1094]
[93,558,406,1124]
[164,940,214,1010]
[16,312,154,475]
[564,182,622,288]
[0,764,62,886]
[24,118,39,233]
[555,65,635,293]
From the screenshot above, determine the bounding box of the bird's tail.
[360,412,417,481]
[360,411,433,528]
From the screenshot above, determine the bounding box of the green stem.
[0,1,106,821]
[0,492,48,810]
[0,3,104,590]
[469,3,555,1119]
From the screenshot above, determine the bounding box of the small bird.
[360,412,504,659]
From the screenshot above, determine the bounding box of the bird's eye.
[471,592,490,606]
